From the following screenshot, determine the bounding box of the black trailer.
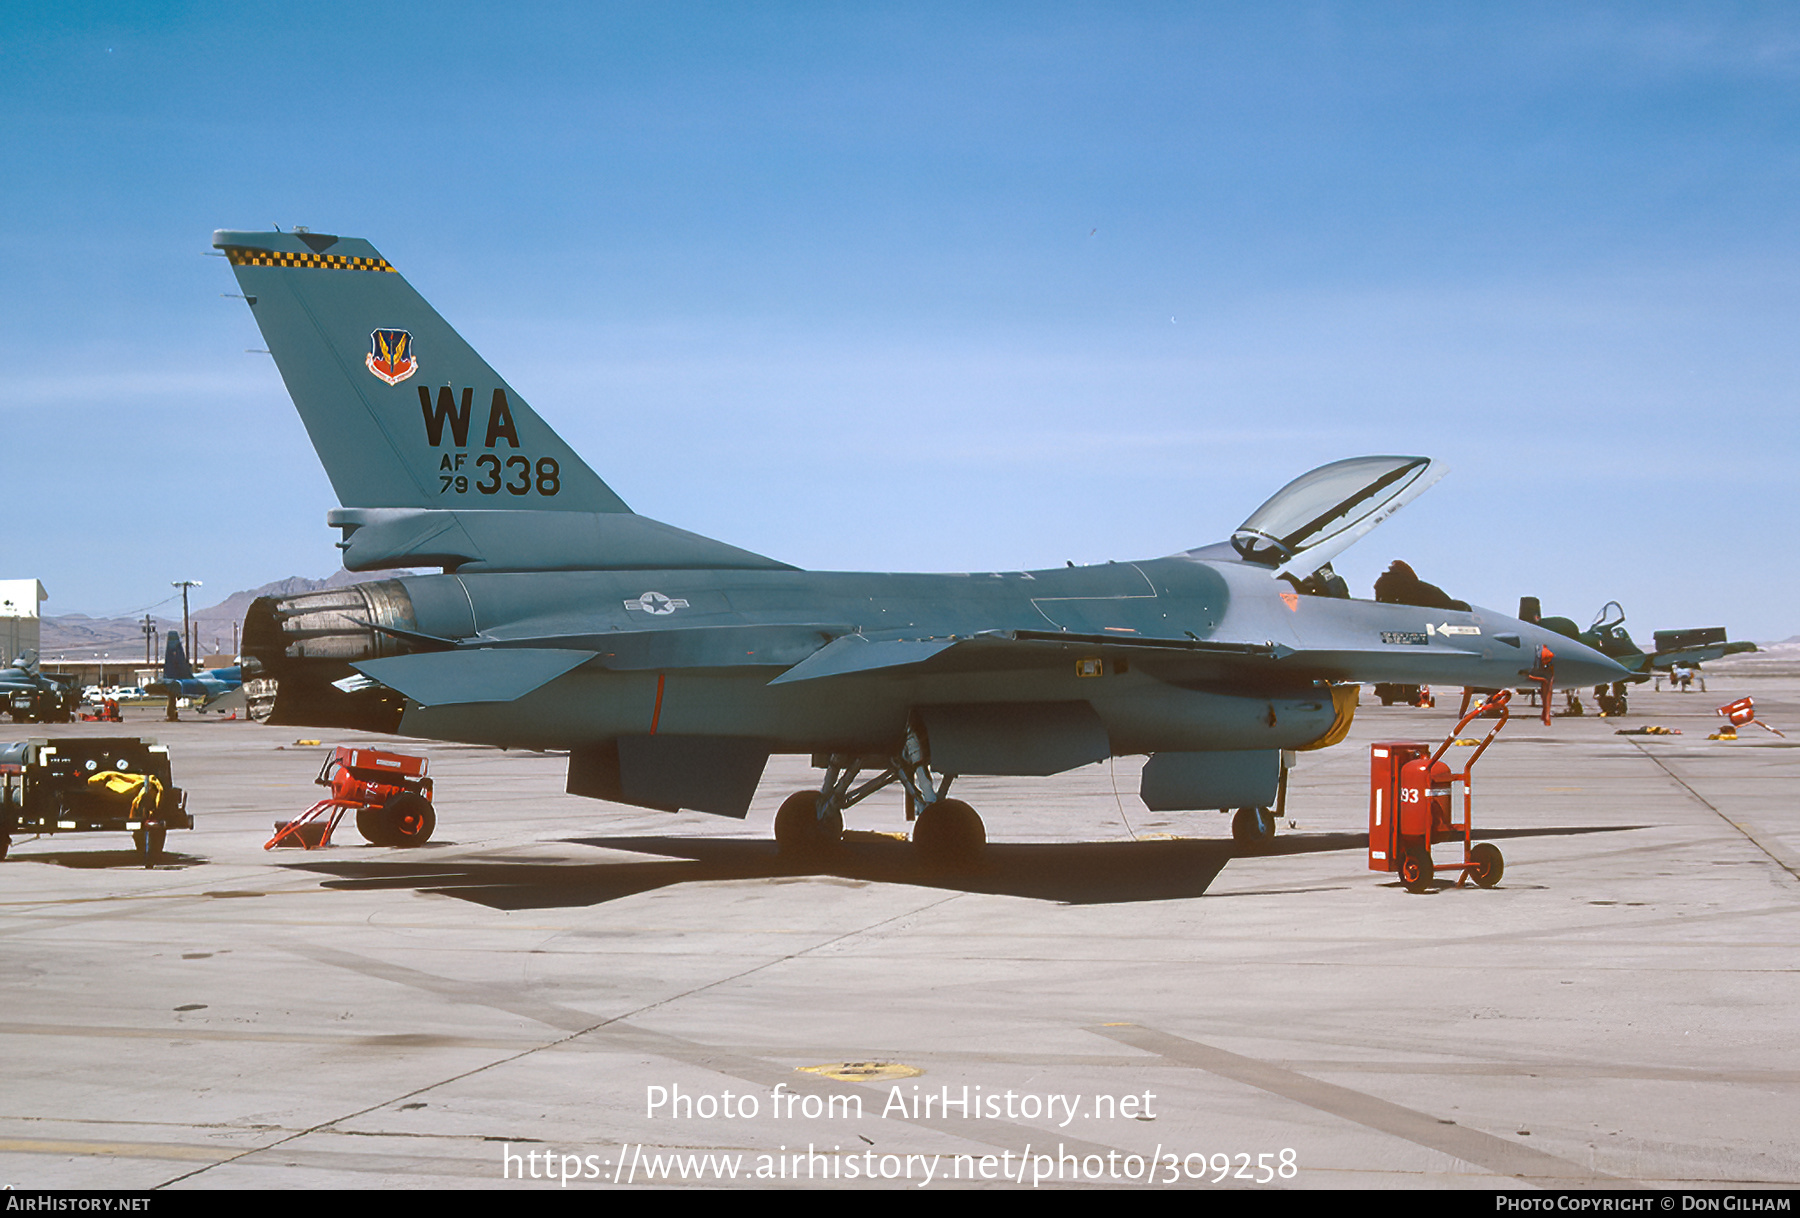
[0,737,191,867]
[8,683,74,724]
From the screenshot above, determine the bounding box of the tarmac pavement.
[0,676,1795,1190]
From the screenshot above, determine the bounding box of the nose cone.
[1528,625,1632,688]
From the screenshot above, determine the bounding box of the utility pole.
[170,580,201,722]
[172,581,201,657]
[141,614,155,664]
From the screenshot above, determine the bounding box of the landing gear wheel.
[1232,806,1276,848]
[1470,841,1504,888]
[381,792,435,847]
[1399,842,1434,892]
[912,798,985,865]
[774,791,842,857]
[132,828,165,868]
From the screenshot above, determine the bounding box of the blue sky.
[3,2,1797,639]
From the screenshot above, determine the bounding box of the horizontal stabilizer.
[353,648,596,706]
[769,636,960,684]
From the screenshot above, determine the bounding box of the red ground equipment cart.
[1717,696,1785,738]
[265,746,435,850]
[1369,688,1522,893]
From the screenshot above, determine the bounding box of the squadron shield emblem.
[365,329,418,385]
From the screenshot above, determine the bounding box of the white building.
[0,579,47,662]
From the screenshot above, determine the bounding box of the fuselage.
[251,548,1624,760]
[144,672,241,702]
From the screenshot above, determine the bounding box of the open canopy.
[1231,456,1444,578]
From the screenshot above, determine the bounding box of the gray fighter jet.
[217,229,1626,857]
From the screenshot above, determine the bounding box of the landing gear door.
[1230,456,1446,581]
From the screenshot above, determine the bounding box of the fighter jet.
[143,632,243,709]
[0,651,75,724]
[216,228,1626,857]
[1519,598,1755,715]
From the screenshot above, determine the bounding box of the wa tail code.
[418,385,519,449]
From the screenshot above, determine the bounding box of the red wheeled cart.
[1717,696,1785,738]
[1369,688,1520,893]
[265,746,435,850]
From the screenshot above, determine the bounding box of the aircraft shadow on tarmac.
[281,825,1642,911]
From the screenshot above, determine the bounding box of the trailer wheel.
[355,805,387,845]
[382,792,435,847]
[132,828,165,867]
[0,835,9,862]
[1470,841,1504,888]
[1400,843,1433,892]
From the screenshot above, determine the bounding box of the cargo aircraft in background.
[215,228,1626,860]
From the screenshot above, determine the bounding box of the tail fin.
[163,632,195,682]
[214,230,629,514]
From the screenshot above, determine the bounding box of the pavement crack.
[1628,740,1800,882]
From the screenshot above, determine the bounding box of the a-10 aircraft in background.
[1519,598,1756,716]
[215,227,1625,859]
[144,632,244,711]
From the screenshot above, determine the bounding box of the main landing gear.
[774,719,986,866]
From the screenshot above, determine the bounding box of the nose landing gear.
[1231,805,1277,847]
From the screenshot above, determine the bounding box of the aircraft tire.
[1232,806,1276,848]
[912,798,984,864]
[382,793,435,847]
[1470,842,1504,888]
[775,791,842,856]
[1399,842,1433,892]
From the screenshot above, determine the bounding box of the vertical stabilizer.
[214,230,629,514]
[163,632,195,682]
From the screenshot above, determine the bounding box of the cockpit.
[1230,456,1442,593]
